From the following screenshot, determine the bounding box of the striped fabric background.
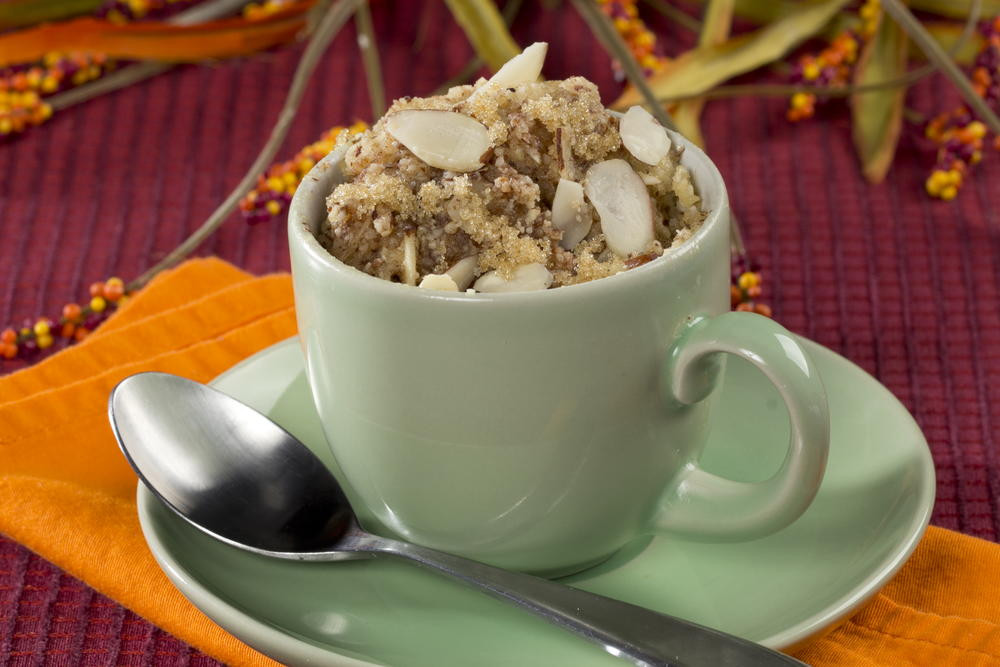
[2,1,999,662]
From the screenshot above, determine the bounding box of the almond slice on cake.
[386,110,491,172]
[584,159,654,258]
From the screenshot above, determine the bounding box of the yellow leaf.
[443,0,520,72]
[613,0,849,109]
[672,0,734,147]
[851,13,908,184]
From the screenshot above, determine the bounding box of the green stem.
[129,0,364,290]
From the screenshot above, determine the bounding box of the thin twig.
[570,0,676,130]
[355,0,385,119]
[880,0,1000,135]
[431,0,525,95]
[47,0,252,112]
[434,58,485,94]
[129,0,364,290]
[49,62,171,111]
[640,0,701,33]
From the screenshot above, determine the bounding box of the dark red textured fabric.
[2,0,1000,663]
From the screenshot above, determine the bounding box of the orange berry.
[747,285,763,299]
[1,343,16,359]
[60,322,75,338]
[753,303,773,317]
[103,277,125,301]
[89,281,105,298]
[736,302,754,312]
[74,327,89,342]
[730,285,743,307]
[62,302,82,322]
[0,328,15,344]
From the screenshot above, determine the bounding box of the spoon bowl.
[109,371,806,667]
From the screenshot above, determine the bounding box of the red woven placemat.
[2,1,999,663]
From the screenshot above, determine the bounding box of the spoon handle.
[345,533,805,667]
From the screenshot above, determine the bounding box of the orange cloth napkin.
[1,257,999,666]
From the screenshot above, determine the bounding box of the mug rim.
[288,125,730,305]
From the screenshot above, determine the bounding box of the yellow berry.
[33,320,50,336]
[282,171,298,187]
[90,296,107,312]
[971,150,982,164]
[940,185,958,201]
[36,334,54,350]
[265,200,282,215]
[738,272,760,290]
[297,157,315,174]
[802,63,820,80]
[925,178,941,197]
[946,169,962,186]
[266,176,284,193]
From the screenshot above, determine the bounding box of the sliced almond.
[402,233,418,286]
[556,126,575,180]
[551,178,591,250]
[445,255,479,290]
[584,159,655,258]
[386,110,491,172]
[473,263,553,293]
[619,106,672,166]
[418,273,459,291]
[468,42,548,102]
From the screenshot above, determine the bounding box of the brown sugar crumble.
[319,43,704,292]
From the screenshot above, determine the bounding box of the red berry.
[62,303,82,322]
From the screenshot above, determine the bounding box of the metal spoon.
[109,372,807,667]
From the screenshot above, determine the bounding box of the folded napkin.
[1,257,998,666]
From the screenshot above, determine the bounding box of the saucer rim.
[137,335,935,664]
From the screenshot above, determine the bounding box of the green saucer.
[138,337,934,667]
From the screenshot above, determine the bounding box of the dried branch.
[570,0,676,130]
[355,0,385,119]
[129,0,364,290]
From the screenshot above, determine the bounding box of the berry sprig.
[730,255,771,317]
[0,53,112,139]
[923,17,1000,200]
[0,278,129,362]
[786,0,879,123]
[239,121,366,224]
[598,0,669,79]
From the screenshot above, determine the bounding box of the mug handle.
[654,311,830,539]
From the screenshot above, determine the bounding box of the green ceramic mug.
[288,131,830,576]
